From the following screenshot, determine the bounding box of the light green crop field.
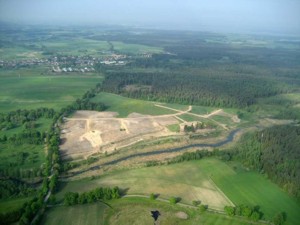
[207,160,300,225]
[41,39,111,57]
[0,196,32,213]
[57,159,300,224]
[91,92,177,117]
[160,102,190,111]
[211,115,236,127]
[111,41,163,54]
[0,46,44,60]
[40,202,108,225]
[0,68,104,112]
[191,105,217,115]
[167,124,180,132]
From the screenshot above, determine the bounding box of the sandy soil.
[60,106,239,160]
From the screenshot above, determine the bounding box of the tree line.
[64,186,120,206]
[224,204,263,222]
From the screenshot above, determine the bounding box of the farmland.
[0,25,299,225]
[0,68,104,112]
[41,198,261,225]
[55,158,300,225]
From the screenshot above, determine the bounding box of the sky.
[0,0,299,35]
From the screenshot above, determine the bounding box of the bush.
[150,193,156,200]
[273,212,286,225]
[192,200,200,206]
[224,206,235,216]
[199,205,208,213]
[169,197,178,205]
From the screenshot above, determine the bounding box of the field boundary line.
[208,176,235,207]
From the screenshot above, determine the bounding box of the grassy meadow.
[0,67,104,112]
[56,158,300,224]
[0,196,32,214]
[56,159,233,210]
[40,202,108,225]
[91,92,177,117]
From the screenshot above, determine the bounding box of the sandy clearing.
[175,211,188,219]
[60,104,239,159]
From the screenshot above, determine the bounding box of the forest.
[101,71,284,108]
[234,125,300,199]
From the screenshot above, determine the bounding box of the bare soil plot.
[60,106,240,160]
[60,111,180,159]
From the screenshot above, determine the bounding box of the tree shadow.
[151,210,161,222]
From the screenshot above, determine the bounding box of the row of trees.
[183,122,206,133]
[224,205,262,221]
[64,186,120,206]
[167,149,233,164]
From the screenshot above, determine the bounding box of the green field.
[191,105,217,115]
[40,202,108,225]
[0,68,104,112]
[42,39,110,57]
[0,196,32,213]
[167,124,180,132]
[41,198,259,225]
[111,41,163,54]
[57,160,233,210]
[204,160,300,225]
[0,141,45,176]
[91,92,177,117]
[56,159,300,224]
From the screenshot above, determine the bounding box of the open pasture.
[57,158,300,224]
[40,202,108,225]
[41,198,259,225]
[0,196,32,214]
[90,92,176,117]
[0,68,103,112]
[111,41,163,54]
[57,159,234,210]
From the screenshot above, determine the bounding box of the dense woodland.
[234,125,300,199]
[101,71,284,108]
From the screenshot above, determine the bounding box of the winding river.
[66,129,240,177]
[102,129,240,166]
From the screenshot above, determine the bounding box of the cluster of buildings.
[0,58,48,68]
[0,51,156,72]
